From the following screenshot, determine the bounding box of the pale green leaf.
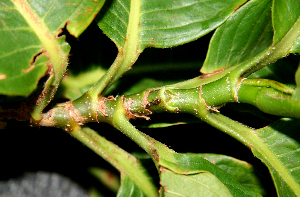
[59,66,107,100]
[0,0,105,96]
[89,167,120,193]
[200,154,266,195]
[294,65,300,101]
[123,78,176,95]
[159,153,261,196]
[201,0,273,73]
[160,168,232,197]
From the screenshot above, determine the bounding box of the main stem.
[39,75,300,195]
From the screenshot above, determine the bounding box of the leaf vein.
[289,166,300,172]
[108,8,128,28]
[117,0,130,14]
[237,2,271,65]
[277,148,300,157]
[41,0,58,21]
[0,27,32,32]
[141,18,216,31]
[102,20,125,40]
[0,45,42,59]
[141,0,214,15]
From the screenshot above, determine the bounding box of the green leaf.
[89,167,120,193]
[159,153,261,196]
[59,66,107,100]
[123,78,177,95]
[97,0,248,50]
[116,153,159,197]
[160,168,232,197]
[294,65,300,101]
[117,174,148,197]
[253,118,300,196]
[272,0,300,46]
[201,0,273,73]
[248,56,298,85]
[70,127,158,197]
[272,0,300,55]
[91,0,246,97]
[0,0,104,96]
[200,154,266,195]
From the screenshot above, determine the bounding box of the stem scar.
[199,85,220,113]
[145,99,161,109]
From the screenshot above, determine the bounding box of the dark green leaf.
[253,118,300,196]
[201,0,273,73]
[248,56,298,85]
[139,0,247,48]
[97,0,247,50]
[272,0,300,46]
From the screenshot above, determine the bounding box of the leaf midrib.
[12,0,68,85]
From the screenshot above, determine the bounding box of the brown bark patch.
[123,96,150,120]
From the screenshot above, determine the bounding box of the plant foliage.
[1,0,300,196]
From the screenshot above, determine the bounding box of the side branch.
[70,127,158,197]
[39,77,300,129]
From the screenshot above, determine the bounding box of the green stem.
[13,0,69,121]
[168,86,300,195]
[39,75,300,195]
[237,82,300,119]
[88,0,142,99]
[171,67,234,89]
[112,97,175,163]
[241,78,294,94]
[70,126,158,197]
[224,15,300,100]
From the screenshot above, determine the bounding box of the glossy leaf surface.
[97,0,247,50]
[0,0,104,96]
[201,0,273,73]
[253,118,300,196]
[200,154,266,195]
[272,0,300,46]
[272,0,300,100]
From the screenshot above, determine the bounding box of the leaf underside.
[0,0,104,96]
[253,118,300,196]
[159,153,261,197]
